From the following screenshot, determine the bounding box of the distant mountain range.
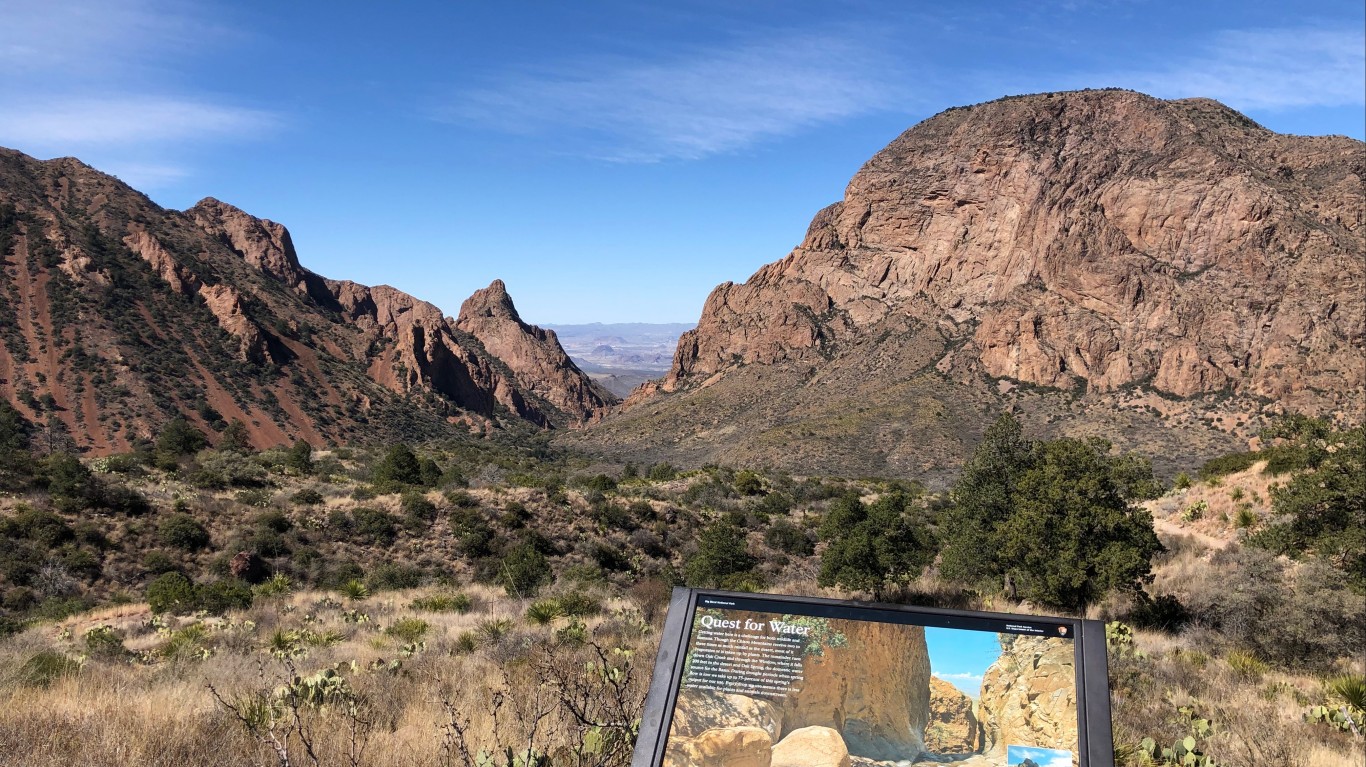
[0,148,613,453]
[4,89,1361,481]
[543,322,693,397]
[566,90,1365,482]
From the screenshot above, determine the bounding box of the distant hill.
[544,322,693,397]
[0,148,614,453]
[568,90,1365,483]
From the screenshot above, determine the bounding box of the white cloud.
[0,97,279,150]
[0,0,275,170]
[444,30,910,162]
[931,671,984,695]
[1109,27,1365,110]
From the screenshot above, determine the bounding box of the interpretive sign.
[632,589,1114,767]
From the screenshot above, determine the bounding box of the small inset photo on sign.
[1007,745,1074,767]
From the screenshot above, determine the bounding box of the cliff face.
[977,635,1078,758]
[456,280,616,423]
[0,147,612,452]
[571,91,1363,481]
[665,91,1363,413]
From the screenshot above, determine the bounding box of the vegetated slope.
[0,148,614,453]
[569,90,1365,482]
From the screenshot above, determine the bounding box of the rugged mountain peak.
[0,145,611,451]
[459,278,521,322]
[457,280,618,424]
[188,197,311,294]
[661,90,1364,416]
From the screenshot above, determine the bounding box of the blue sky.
[925,626,1005,697]
[1,1,1361,323]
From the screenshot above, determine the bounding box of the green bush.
[290,488,324,506]
[410,592,472,613]
[20,651,80,688]
[646,462,677,482]
[384,617,430,643]
[367,563,425,591]
[685,519,758,589]
[374,444,423,486]
[351,507,398,545]
[764,520,814,556]
[146,572,197,614]
[158,513,210,551]
[499,541,552,597]
[1198,451,1259,481]
[84,625,127,659]
[525,599,564,625]
[195,579,253,615]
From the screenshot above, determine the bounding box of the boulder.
[770,726,851,767]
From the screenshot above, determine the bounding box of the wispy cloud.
[932,671,984,695]
[443,30,909,162]
[0,0,276,187]
[1106,26,1364,110]
[0,96,278,150]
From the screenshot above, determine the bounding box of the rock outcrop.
[782,620,932,761]
[573,90,1363,481]
[663,91,1363,415]
[978,635,1078,757]
[456,280,616,423]
[925,676,983,754]
[0,146,611,451]
[770,726,851,767]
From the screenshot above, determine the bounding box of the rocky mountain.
[0,147,612,453]
[569,90,1364,481]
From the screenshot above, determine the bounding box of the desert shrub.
[1233,506,1256,529]
[156,417,207,458]
[581,473,618,493]
[589,500,633,531]
[525,599,564,625]
[158,513,211,551]
[290,488,324,506]
[401,491,437,523]
[450,508,496,557]
[146,572,198,614]
[1,507,74,547]
[367,562,425,591]
[554,590,602,617]
[498,541,552,597]
[351,507,398,545]
[685,518,758,589]
[410,592,472,613]
[284,439,314,475]
[499,500,530,529]
[444,490,478,507]
[629,529,669,558]
[590,540,631,572]
[1172,472,1192,490]
[384,617,430,643]
[84,625,127,659]
[190,450,268,489]
[142,550,182,576]
[234,488,273,507]
[56,545,101,581]
[195,579,253,614]
[764,519,814,556]
[1126,592,1190,633]
[373,444,423,486]
[646,462,677,482]
[20,651,80,688]
[339,579,370,600]
[1197,451,1259,481]
[819,490,934,600]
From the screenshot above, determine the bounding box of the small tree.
[685,519,758,589]
[499,541,552,597]
[818,490,935,600]
[996,438,1163,612]
[219,420,252,453]
[156,417,206,459]
[373,444,421,486]
[938,414,1033,587]
[284,439,313,475]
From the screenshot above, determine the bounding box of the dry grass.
[0,585,655,767]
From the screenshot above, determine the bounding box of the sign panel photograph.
[634,589,1115,767]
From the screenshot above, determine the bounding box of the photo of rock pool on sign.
[662,607,1078,767]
